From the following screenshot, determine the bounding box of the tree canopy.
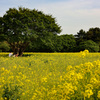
[75,27,100,51]
[0,7,61,56]
[86,27,100,42]
[57,34,76,52]
[78,40,99,52]
[75,27,100,43]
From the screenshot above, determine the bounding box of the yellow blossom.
[97,91,100,98]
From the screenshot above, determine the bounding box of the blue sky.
[0,0,100,35]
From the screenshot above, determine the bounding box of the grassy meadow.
[0,50,100,100]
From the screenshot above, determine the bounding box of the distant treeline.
[0,27,100,52]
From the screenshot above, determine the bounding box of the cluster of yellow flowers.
[79,49,89,58]
[0,51,100,100]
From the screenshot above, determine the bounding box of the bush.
[0,41,10,52]
[78,40,99,52]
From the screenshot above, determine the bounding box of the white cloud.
[36,0,100,34]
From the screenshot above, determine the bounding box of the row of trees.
[0,7,100,55]
[26,27,100,52]
[1,27,100,53]
[75,27,100,52]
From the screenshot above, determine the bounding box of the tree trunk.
[9,42,30,57]
[19,49,23,56]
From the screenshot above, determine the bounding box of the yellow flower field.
[0,50,100,100]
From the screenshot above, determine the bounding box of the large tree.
[0,7,61,56]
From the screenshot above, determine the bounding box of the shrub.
[78,40,99,52]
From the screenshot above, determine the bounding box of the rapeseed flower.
[84,89,93,98]
[97,91,100,98]
[0,52,100,99]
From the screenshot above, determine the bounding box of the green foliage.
[0,7,61,55]
[75,29,86,39]
[35,32,57,52]
[74,29,86,45]
[86,27,100,42]
[78,40,99,52]
[2,85,21,100]
[53,35,63,52]
[26,32,57,52]
[75,27,100,52]
[58,34,76,52]
[26,34,76,52]
[0,41,10,52]
[75,27,100,43]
